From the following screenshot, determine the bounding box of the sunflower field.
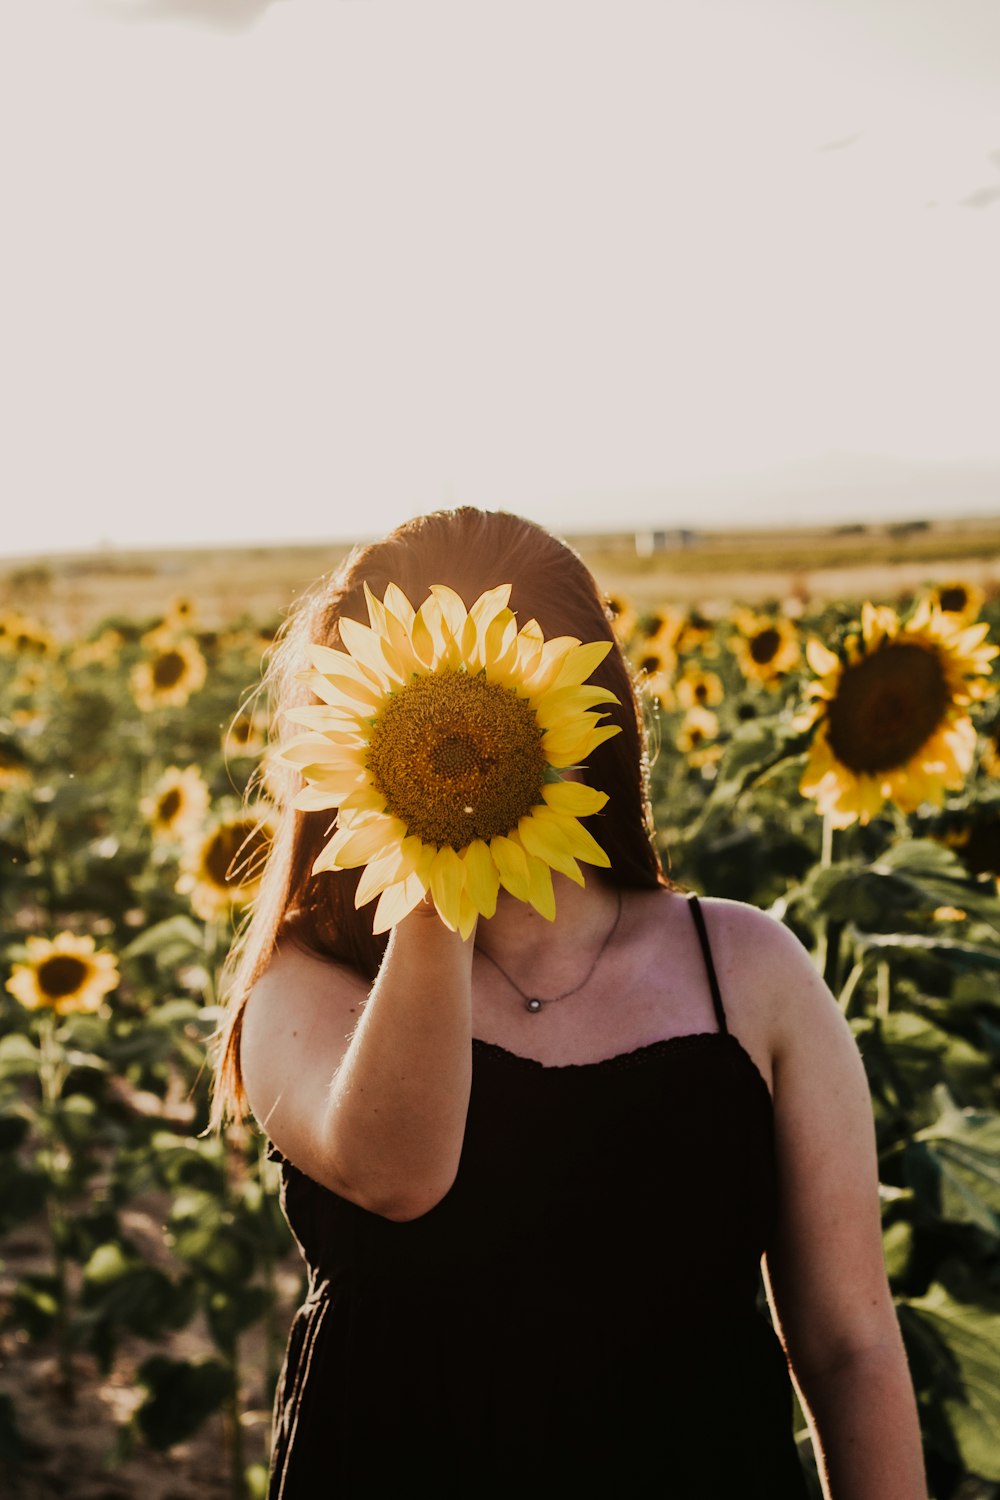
[1,573,1000,1500]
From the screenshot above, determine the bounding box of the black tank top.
[265,893,808,1498]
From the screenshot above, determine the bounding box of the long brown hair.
[207,508,671,1132]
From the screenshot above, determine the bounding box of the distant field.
[3,514,999,633]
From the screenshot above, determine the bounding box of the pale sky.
[1,0,999,557]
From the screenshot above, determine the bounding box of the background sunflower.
[177,807,276,921]
[5,933,120,1015]
[797,600,998,827]
[130,630,207,712]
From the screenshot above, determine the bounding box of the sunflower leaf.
[898,1281,1000,1480]
[851,931,1000,972]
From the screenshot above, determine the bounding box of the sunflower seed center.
[38,955,90,1000]
[153,650,186,689]
[749,628,781,665]
[826,641,950,775]
[366,671,546,850]
[158,788,182,824]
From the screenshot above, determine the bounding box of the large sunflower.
[6,933,120,1015]
[278,582,622,937]
[797,600,998,827]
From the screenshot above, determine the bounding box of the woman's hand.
[240,894,478,1221]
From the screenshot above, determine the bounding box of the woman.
[210,508,927,1499]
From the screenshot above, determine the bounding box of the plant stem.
[37,1014,75,1403]
[875,959,892,1018]
[820,810,835,870]
[838,959,867,1017]
[814,813,837,979]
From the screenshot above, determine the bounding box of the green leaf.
[906,1091,1000,1235]
[124,915,206,967]
[899,1282,1000,1480]
[881,1220,914,1283]
[134,1354,233,1450]
[0,1032,41,1079]
[690,717,809,828]
[854,931,1000,973]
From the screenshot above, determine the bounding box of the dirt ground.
[0,1201,305,1500]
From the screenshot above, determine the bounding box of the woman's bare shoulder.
[240,939,369,1175]
[690,894,820,992]
[683,894,840,1062]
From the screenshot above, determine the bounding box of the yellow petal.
[292,786,343,812]
[429,844,465,930]
[363,580,387,633]
[541,781,608,817]
[462,838,500,918]
[524,852,556,920]
[355,846,407,907]
[338,786,388,814]
[338,616,405,683]
[457,892,480,941]
[373,872,428,933]
[542,720,621,766]
[283,706,367,737]
[517,814,584,886]
[469,584,513,645]
[383,582,416,632]
[428,585,471,640]
[532,807,611,868]
[332,816,403,869]
[805,638,840,677]
[533,683,620,730]
[548,639,613,692]
[410,604,438,668]
[490,834,533,901]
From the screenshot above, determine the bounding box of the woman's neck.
[475,876,623,970]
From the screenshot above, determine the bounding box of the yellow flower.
[177,807,276,921]
[130,631,207,711]
[141,765,211,842]
[166,596,197,629]
[729,609,800,686]
[673,608,719,659]
[6,933,120,1015]
[629,641,677,711]
[0,612,57,660]
[223,706,268,760]
[675,666,724,711]
[928,580,984,624]
[277,582,622,937]
[604,593,638,649]
[797,600,998,827]
[676,706,723,768]
[70,628,124,669]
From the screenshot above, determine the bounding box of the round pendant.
[525,998,543,1013]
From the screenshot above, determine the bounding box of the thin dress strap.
[685,893,729,1035]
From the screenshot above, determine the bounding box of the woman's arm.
[732,904,927,1500]
[241,899,476,1221]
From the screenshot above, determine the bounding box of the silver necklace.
[476,889,623,1013]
